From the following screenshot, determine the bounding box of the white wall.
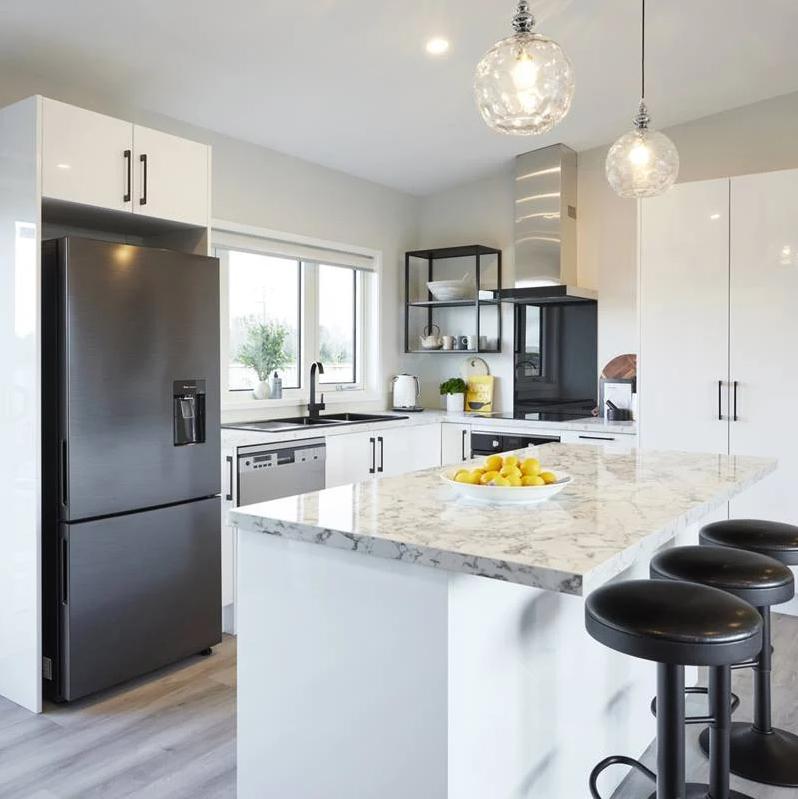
[0,76,419,422]
[404,167,517,410]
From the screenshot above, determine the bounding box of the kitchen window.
[214,225,378,406]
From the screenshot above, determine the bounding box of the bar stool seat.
[586,579,762,799]
[587,578,764,666]
[651,545,794,607]
[700,519,798,564]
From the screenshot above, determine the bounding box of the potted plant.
[237,319,290,399]
[440,377,467,413]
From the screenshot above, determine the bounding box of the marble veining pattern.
[229,444,775,595]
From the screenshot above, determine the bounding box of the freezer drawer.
[53,497,221,701]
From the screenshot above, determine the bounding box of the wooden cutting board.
[601,353,637,380]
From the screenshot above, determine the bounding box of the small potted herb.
[440,377,467,413]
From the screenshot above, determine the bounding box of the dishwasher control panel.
[239,442,325,473]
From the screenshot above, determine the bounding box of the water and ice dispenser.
[173,379,207,445]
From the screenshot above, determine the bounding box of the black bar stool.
[699,519,798,787]
[650,544,794,793]
[586,579,762,799]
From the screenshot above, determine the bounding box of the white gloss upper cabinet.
[132,125,210,227]
[41,98,210,227]
[42,98,133,212]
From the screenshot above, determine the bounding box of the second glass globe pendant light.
[605,0,679,198]
[474,0,574,136]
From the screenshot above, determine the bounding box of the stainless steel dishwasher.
[237,438,326,506]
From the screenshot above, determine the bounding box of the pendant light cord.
[641,0,646,100]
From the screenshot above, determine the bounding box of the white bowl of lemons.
[441,454,571,504]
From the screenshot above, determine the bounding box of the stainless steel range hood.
[500,144,597,304]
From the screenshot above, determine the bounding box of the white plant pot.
[445,393,465,413]
[253,380,270,400]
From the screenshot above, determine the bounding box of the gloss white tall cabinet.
[640,167,798,612]
[0,96,212,713]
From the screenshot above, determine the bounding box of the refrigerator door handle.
[225,455,234,502]
[61,537,68,605]
[61,440,69,507]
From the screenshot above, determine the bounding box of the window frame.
[213,221,380,410]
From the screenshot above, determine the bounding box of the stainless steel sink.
[320,412,407,423]
[222,412,408,434]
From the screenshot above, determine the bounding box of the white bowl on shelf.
[440,468,572,504]
[427,275,475,302]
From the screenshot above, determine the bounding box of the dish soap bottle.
[269,371,283,400]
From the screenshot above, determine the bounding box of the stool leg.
[657,663,685,799]
[709,665,731,799]
[752,606,772,734]
[700,604,798,787]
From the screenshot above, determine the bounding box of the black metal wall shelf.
[404,245,502,355]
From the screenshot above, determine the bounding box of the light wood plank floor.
[2,617,796,798]
[0,635,236,799]
[613,612,798,799]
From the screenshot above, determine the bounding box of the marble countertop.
[221,410,636,449]
[229,443,775,596]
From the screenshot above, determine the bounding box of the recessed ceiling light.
[56,163,71,169]
[426,37,450,56]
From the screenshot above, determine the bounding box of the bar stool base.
[647,784,753,799]
[699,723,798,787]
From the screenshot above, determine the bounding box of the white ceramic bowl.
[440,468,572,504]
[427,278,475,301]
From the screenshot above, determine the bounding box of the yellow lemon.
[500,465,522,479]
[490,475,511,487]
[503,455,520,468]
[539,471,557,485]
[484,454,503,472]
[508,474,523,487]
[470,469,485,483]
[480,470,500,485]
[522,475,545,487]
[521,458,541,476]
[454,470,472,484]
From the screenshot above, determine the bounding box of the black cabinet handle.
[378,436,384,473]
[718,380,723,421]
[733,380,739,422]
[578,435,615,442]
[369,437,376,474]
[61,537,68,605]
[139,153,148,205]
[61,440,68,506]
[461,429,467,461]
[225,455,234,502]
[123,149,132,202]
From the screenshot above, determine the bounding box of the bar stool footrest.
[589,755,655,799]
[650,685,740,723]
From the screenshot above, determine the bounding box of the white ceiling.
[2,0,798,195]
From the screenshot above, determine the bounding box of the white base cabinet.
[326,424,442,488]
[441,423,471,465]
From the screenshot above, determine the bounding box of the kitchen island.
[230,444,775,799]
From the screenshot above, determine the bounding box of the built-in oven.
[471,431,560,457]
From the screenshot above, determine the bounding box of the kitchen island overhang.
[230,444,776,799]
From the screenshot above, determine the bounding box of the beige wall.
[579,89,798,369]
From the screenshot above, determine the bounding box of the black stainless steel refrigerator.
[42,237,222,702]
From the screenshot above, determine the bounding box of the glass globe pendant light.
[605,0,679,198]
[474,0,574,136]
